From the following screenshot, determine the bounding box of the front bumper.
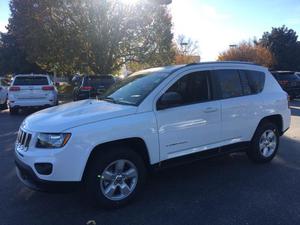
[14,127,89,182]
[15,152,80,192]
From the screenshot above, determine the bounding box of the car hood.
[22,99,137,132]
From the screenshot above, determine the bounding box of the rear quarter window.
[13,76,49,86]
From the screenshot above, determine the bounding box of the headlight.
[36,133,71,148]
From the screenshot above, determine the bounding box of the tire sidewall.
[86,147,146,208]
[250,122,280,162]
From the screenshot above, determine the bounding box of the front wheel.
[85,147,146,208]
[247,122,279,163]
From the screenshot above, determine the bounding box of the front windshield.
[102,72,169,106]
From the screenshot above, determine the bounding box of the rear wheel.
[85,146,146,208]
[247,122,279,163]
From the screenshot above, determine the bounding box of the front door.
[155,70,221,161]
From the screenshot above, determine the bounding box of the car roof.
[14,74,50,78]
[135,61,264,75]
[271,71,295,75]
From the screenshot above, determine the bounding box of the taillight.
[279,80,289,86]
[42,86,54,91]
[9,86,20,91]
[80,86,93,91]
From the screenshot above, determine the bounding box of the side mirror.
[157,91,182,110]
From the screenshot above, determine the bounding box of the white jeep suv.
[8,74,58,114]
[15,62,290,208]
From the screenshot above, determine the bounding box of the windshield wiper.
[101,97,117,103]
[101,97,136,106]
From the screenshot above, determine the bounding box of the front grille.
[16,129,32,150]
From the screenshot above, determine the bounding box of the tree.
[174,35,200,64]
[7,0,174,75]
[218,41,274,67]
[0,32,43,75]
[259,25,300,70]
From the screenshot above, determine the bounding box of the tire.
[0,99,7,110]
[0,103,6,110]
[9,107,18,115]
[85,146,146,208]
[73,95,77,101]
[247,121,279,163]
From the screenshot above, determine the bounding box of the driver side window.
[157,71,211,109]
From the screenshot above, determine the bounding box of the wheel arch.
[253,114,283,139]
[81,137,151,182]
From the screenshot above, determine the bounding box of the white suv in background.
[0,78,8,109]
[8,74,58,114]
[14,62,290,208]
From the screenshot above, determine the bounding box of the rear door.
[12,76,50,99]
[212,69,265,143]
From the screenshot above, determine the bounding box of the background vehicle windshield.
[102,72,168,106]
[273,73,300,81]
[84,76,115,87]
[13,76,49,86]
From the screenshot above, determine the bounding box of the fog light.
[34,163,53,175]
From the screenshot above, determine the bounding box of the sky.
[1,0,300,61]
[171,0,300,60]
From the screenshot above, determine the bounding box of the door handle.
[204,107,218,113]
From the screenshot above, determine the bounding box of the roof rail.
[185,61,259,67]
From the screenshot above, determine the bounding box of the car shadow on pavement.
[2,135,299,225]
[1,101,300,225]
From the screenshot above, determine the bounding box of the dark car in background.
[271,71,300,99]
[73,75,116,101]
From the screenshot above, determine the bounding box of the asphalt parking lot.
[0,101,300,225]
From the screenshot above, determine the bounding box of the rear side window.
[213,70,243,99]
[239,70,265,94]
[244,70,265,94]
[13,77,49,86]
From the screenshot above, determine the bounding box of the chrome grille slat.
[25,134,32,147]
[23,133,28,147]
[17,130,21,142]
[20,131,25,144]
[16,130,32,151]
